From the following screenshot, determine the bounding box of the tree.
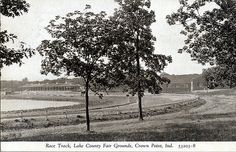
[0,0,29,17]
[0,0,34,71]
[108,0,172,120]
[166,0,236,85]
[223,65,236,88]
[37,6,112,131]
[202,67,220,89]
[22,77,29,83]
[202,65,236,89]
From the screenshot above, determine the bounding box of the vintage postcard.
[1,0,236,151]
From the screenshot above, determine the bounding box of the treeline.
[202,65,236,89]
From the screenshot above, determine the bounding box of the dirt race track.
[1,89,236,141]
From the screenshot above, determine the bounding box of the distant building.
[161,74,206,93]
[191,76,206,91]
[20,83,83,92]
[162,82,192,93]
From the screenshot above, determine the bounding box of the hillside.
[161,73,202,83]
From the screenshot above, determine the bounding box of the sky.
[1,0,211,81]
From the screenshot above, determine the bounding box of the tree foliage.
[166,0,236,89]
[166,0,236,65]
[0,0,33,70]
[37,6,112,131]
[0,32,33,69]
[108,0,172,120]
[202,65,236,89]
[0,0,29,17]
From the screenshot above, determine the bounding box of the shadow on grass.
[10,121,236,141]
[177,112,236,120]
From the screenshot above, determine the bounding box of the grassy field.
[1,89,236,141]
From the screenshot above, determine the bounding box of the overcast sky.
[1,0,211,81]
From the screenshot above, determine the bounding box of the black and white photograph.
[0,0,236,151]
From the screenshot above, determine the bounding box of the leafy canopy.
[0,0,29,17]
[202,65,236,88]
[109,0,172,96]
[0,0,33,69]
[166,0,236,68]
[37,6,112,94]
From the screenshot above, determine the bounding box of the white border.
[1,142,236,152]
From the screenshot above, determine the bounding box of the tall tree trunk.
[136,51,143,121]
[135,31,143,121]
[85,80,90,131]
[138,88,143,120]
